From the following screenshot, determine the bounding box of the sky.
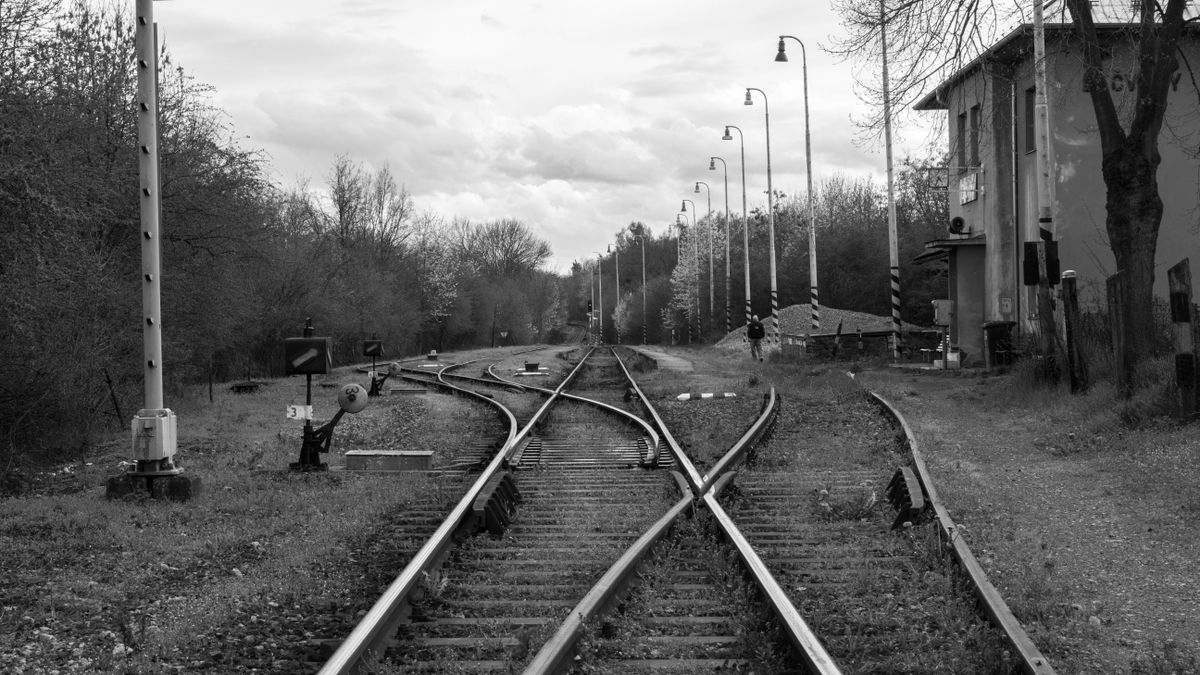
[152,0,941,273]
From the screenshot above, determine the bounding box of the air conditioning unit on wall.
[949,216,967,235]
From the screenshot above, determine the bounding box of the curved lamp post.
[680,198,699,341]
[722,125,751,327]
[710,157,732,333]
[607,244,621,344]
[594,253,604,343]
[694,181,714,324]
[776,35,819,333]
[745,87,778,346]
[636,234,648,345]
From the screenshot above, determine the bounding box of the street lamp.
[595,253,604,343]
[695,181,714,325]
[776,35,820,334]
[608,243,621,344]
[745,87,779,346]
[681,199,700,340]
[710,157,732,333]
[636,233,648,345]
[722,125,751,327]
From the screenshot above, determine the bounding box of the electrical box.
[284,337,332,375]
[131,408,177,461]
[932,299,955,326]
[362,339,383,357]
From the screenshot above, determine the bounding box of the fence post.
[1061,271,1089,393]
[1106,272,1129,398]
[1167,259,1196,417]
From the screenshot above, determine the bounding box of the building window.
[969,104,981,166]
[1024,87,1036,154]
[956,111,967,170]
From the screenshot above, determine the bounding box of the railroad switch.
[363,337,389,396]
[291,383,370,471]
[886,466,929,529]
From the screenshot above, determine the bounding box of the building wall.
[941,31,1200,333]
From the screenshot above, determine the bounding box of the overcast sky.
[153,0,941,272]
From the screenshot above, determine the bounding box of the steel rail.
[610,348,705,491]
[868,391,1056,675]
[523,472,695,675]
[489,348,662,465]
[698,388,777,494]
[318,349,596,674]
[701,475,843,675]
[612,348,840,673]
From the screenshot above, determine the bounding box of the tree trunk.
[1103,141,1163,388]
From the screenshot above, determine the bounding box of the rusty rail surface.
[317,349,596,675]
[868,391,1057,675]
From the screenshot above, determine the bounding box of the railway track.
[321,348,1053,674]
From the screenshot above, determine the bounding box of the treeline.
[0,2,562,451]
[577,160,949,344]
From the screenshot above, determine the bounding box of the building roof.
[913,234,985,264]
[914,23,1179,111]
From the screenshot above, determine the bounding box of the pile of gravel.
[714,304,923,350]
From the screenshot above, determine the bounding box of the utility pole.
[1032,0,1063,379]
[107,0,198,500]
[881,0,902,360]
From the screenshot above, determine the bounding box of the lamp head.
[694,183,700,193]
[679,200,687,213]
[775,38,788,62]
[744,90,753,106]
[722,126,733,140]
[709,158,716,170]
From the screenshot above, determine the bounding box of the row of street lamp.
[592,35,816,347]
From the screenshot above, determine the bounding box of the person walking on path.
[747,314,765,361]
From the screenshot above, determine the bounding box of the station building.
[913,23,1200,364]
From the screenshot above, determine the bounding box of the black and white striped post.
[880,0,902,360]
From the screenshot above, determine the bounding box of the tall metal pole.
[695,181,714,323]
[1033,0,1060,367]
[746,88,778,346]
[681,199,699,340]
[711,157,731,333]
[723,126,751,327]
[590,265,596,341]
[777,36,820,332]
[880,1,902,360]
[131,0,180,474]
[596,254,604,342]
[610,244,621,344]
[640,235,648,345]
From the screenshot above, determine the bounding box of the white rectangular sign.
[286,404,313,420]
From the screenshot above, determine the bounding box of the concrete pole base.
[106,472,201,502]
